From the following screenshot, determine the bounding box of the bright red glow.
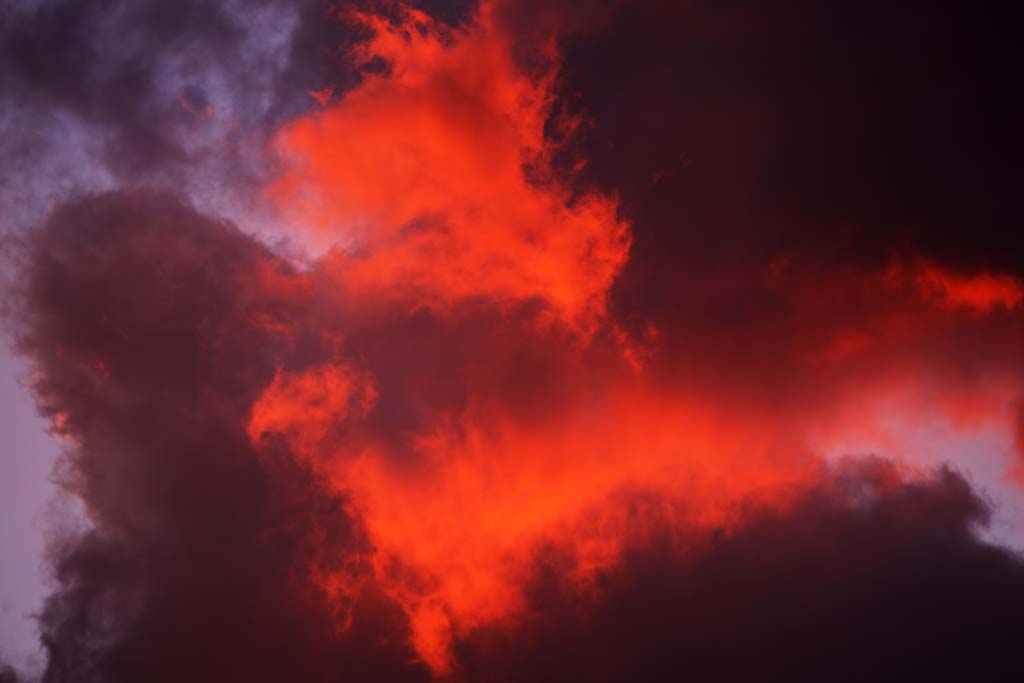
[884,257,1024,312]
[915,261,1023,312]
[249,363,378,457]
[248,2,1024,675]
[252,378,819,673]
[270,2,629,333]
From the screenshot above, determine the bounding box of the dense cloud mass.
[2,1,1024,682]
[457,460,1024,683]
[3,192,430,683]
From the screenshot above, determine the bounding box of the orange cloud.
[269,2,629,334]
[885,257,1024,312]
[251,4,1024,675]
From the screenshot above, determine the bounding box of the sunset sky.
[2,2,1023,682]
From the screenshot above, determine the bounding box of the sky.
[0,351,59,673]
[2,1,1024,682]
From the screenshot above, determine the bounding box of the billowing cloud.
[270,2,629,332]
[3,1,1024,682]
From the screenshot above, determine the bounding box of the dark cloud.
[542,0,1024,441]
[550,0,1024,299]
[0,663,22,683]
[8,189,1024,683]
[3,2,1024,681]
[7,192,1022,683]
[5,191,429,683]
[3,181,1023,680]
[455,459,1024,683]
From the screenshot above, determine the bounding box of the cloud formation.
[3,1,1024,682]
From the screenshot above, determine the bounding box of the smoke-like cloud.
[0,0,359,236]
[456,460,1024,683]
[3,191,432,682]
[7,192,1024,682]
[3,1,1024,682]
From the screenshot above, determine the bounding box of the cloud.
[269,2,629,332]
[456,459,1024,682]
[0,0,357,233]
[5,191,428,683]
[3,2,1024,681]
